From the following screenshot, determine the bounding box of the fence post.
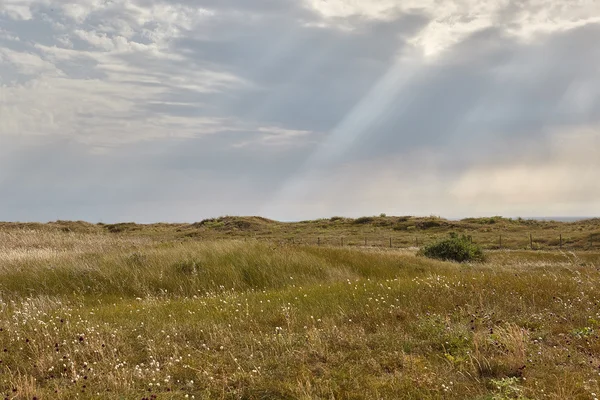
[559,234,562,249]
[341,237,344,247]
[499,235,502,249]
[591,234,593,250]
[415,237,419,248]
[365,237,367,246]
[390,237,392,248]
[530,233,533,250]
[318,237,320,246]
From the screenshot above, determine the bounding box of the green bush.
[418,233,485,263]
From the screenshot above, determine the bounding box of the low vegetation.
[0,222,599,399]
[2,215,598,250]
[418,233,486,263]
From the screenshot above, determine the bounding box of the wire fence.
[266,232,600,251]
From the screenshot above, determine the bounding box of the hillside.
[2,215,599,250]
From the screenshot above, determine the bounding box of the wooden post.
[590,234,593,250]
[559,234,562,249]
[389,237,392,248]
[499,235,502,249]
[341,237,344,247]
[318,237,320,246]
[530,233,533,250]
[415,237,419,248]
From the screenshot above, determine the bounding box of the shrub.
[418,233,485,263]
[354,216,374,225]
[105,223,141,233]
[417,220,443,229]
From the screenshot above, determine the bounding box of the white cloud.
[304,0,400,20]
[233,127,316,148]
[0,28,21,41]
[73,29,120,51]
[304,0,600,56]
[0,73,242,144]
[60,0,213,44]
[0,47,61,75]
[0,1,246,145]
[0,1,34,20]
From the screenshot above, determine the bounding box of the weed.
[490,377,531,399]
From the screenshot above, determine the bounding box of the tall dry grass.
[0,229,599,399]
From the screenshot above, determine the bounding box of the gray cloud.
[342,24,600,165]
[1,0,599,221]
[166,11,429,127]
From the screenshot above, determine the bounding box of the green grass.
[1,227,600,399]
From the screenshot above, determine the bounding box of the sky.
[0,0,599,223]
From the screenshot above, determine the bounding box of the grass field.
[1,218,600,399]
[1,215,599,251]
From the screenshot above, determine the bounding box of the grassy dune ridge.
[1,226,600,399]
[1,215,599,250]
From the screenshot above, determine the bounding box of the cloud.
[450,128,600,215]
[0,3,251,145]
[259,22,600,218]
[304,0,600,56]
[0,46,60,75]
[261,128,600,220]
[0,0,599,221]
[0,1,34,20]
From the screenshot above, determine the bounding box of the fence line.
[260,232,600,251]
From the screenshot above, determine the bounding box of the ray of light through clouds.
[0,0,599,222]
